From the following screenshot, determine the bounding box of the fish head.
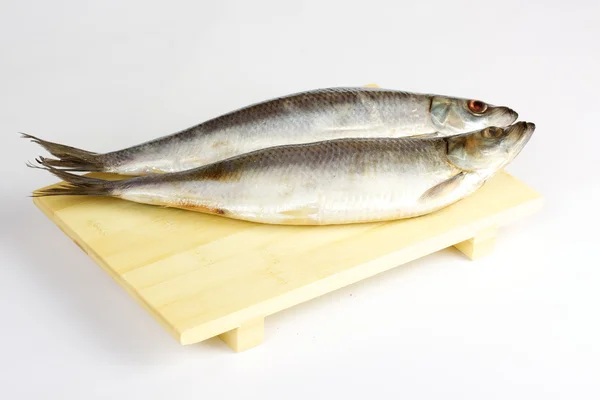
[446,122,536,171]
[430,96,518,134]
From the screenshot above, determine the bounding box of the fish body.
[25,87,518,175]
[35,122,535,225]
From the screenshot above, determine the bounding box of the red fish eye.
[467,100,488,114]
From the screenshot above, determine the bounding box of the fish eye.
[482,127,504,139]
[467,100,488,114]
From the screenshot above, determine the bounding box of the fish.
[31,121,535,226]
[23,87,518,175]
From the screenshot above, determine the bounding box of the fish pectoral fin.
[278,204,320,224]
[419,172,467,202]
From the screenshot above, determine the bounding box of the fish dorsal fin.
[419,172,467,202]
[404,132,440,139]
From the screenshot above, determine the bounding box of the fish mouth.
[489,106,519,127]
[520,121,536,147]
[506,121,536,153]
[513,121,536,136]
[524,121,536,133]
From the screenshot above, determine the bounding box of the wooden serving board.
[32,171,543,352]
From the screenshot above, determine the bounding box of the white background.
[1,0,599,398]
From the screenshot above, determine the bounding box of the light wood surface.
[32,171,543,351]
[454,226,498,260]
[218,317,265,352]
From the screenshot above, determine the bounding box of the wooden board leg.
[218,318,265,352]
[454,226,497,260]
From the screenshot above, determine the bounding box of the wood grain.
[32,171,543,351]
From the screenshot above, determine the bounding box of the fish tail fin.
[21,133,105,172]
[28,163,118,197]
